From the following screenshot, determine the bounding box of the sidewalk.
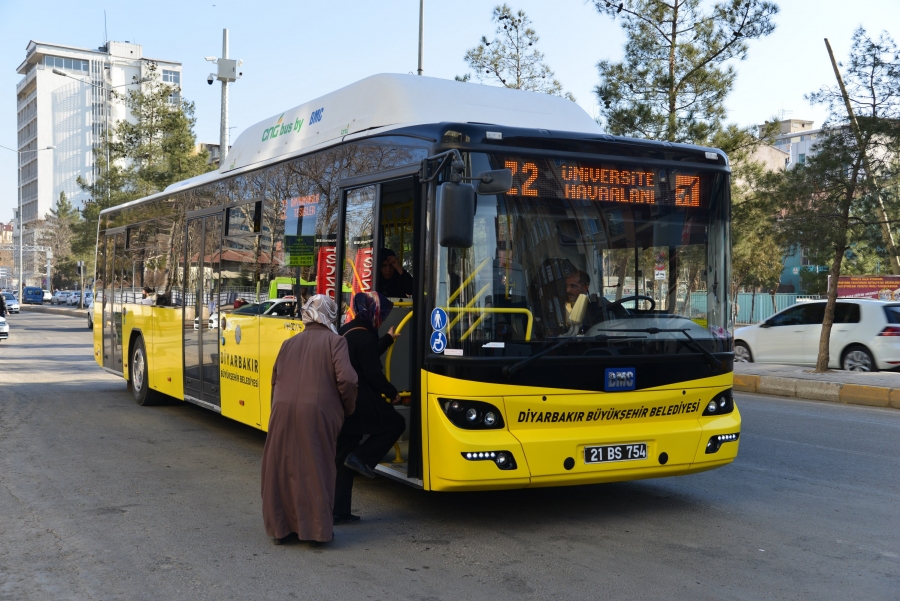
[735,362,900,409]
[19,304,88,319]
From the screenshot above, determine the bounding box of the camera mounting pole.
[205,29,243,164]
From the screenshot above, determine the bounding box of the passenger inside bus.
[377,248,413,298]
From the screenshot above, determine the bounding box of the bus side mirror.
[438,182,475,248]
[475,169,513,194]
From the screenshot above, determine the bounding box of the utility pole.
[206,29,243,163]
[825,38,900,275]
[417,0,424,76]
[221,29,229,152]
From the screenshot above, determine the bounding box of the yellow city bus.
[93,74,739,491]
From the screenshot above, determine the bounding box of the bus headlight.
[440,398,505,430]
[702,389,734,416]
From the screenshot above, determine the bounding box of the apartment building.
[13,39,182,285]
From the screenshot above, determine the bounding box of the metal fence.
[734,293,823,325]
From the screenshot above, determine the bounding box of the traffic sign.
[430,307,448,331]
[429,331,447,354]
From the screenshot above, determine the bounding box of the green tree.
[767,28,900,371]
[461,4,575,100]
[592,0,778,144]
[76,62,213,253]
[715,122,786,319]
[39,192,79,288]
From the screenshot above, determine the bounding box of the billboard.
[836,275,900,300]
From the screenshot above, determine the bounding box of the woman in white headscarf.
[261,295,358,545]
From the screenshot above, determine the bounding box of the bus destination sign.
[501,158,707,208]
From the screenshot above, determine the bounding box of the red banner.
[316,246,337,298]
[836,275,900,300]
[351,247,374,295]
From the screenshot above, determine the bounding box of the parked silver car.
[2,292,19,314]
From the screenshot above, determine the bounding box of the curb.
[734,373,900,410]
[19,304,88,319]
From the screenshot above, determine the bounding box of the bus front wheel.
[131,337,159,406]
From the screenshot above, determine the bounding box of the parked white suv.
[735,299,900,372]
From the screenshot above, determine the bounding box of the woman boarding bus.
[92,73,739,491]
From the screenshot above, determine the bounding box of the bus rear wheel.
[131,337,159,406]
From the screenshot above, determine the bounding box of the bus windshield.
[433,152,732,358]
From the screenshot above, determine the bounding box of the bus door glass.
[218,200,264,426]
[340,185,377,323]
[376,178,416,396]
[183,213,223,408]
[102,231,125,371]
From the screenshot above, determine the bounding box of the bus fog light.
[484,412,497,426]
[466,408,479,422]
[461,450,517,470]
[705,432,740,454]
[707,400,717,413]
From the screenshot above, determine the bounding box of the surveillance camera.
[207,74,215,85]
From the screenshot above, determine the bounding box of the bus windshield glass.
[433,152,732,358]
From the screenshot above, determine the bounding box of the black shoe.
[333,514,361,525]
[273,536,285,545]
[344,453,377,479]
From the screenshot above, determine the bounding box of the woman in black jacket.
[334,292,407,524]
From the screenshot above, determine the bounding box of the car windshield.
[432,152,731,358]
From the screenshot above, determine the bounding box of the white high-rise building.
[13,39,182,285]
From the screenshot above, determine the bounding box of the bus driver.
[564,270,615,329]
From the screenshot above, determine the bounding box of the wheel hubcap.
[844,350,872,372]
[735,346,751,362]
[133,348,145,391]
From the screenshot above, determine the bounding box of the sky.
[1,0,898,223]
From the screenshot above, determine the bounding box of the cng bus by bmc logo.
[604,368,636,392]
[310,108,324,125]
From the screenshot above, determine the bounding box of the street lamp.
[1,144,56,300]
[51,68,150,203]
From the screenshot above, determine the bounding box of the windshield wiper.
[502,334,645,378]
[592,327,723,371]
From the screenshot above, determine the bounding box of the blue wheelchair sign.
[430,307,448,331]
[429,331,447,354]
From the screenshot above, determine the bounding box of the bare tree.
[461,4,575,100]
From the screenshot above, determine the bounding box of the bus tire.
[131,336,159,406]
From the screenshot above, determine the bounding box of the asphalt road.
[1,313,897,601]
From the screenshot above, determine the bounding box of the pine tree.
[592,0,778,144]
[461,4,575,100]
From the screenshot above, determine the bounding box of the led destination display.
[500,157,708,208]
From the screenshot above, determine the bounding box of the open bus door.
[337,169,423,486]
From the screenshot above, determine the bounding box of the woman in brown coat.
[261,294,358,545]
